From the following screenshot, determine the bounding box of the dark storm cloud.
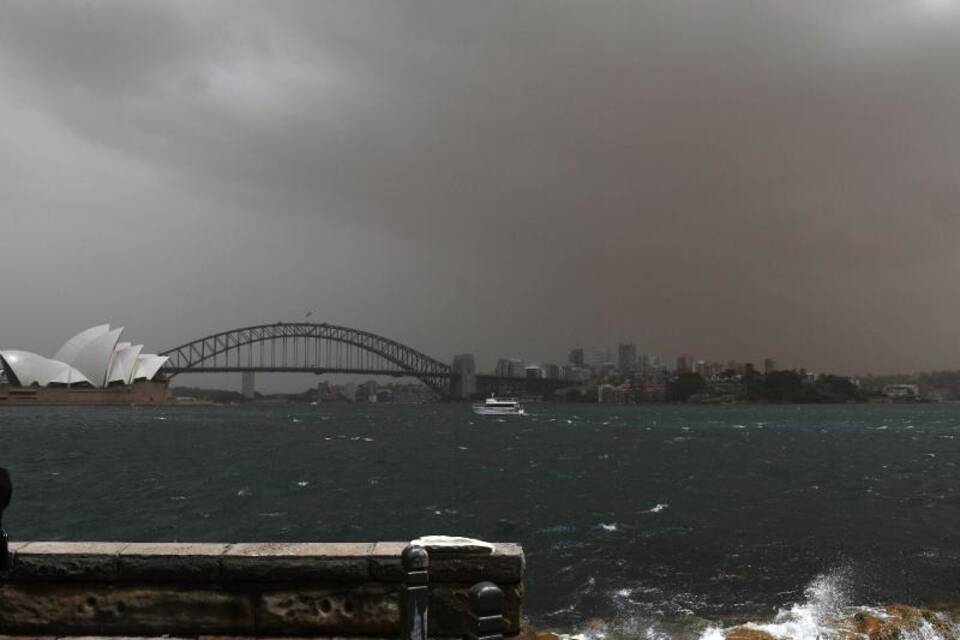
[2,0,960,383]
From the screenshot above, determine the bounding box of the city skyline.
[4,1,960,390]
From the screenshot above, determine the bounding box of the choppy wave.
[557,569,959,640]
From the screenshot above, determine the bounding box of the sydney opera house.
[0,325,170,405]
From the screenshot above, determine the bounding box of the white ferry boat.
[472,396,526,416]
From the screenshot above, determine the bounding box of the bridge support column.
[452,354,477,399]
[241,371,255,401]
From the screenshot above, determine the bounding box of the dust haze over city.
[9,4,960,639]
[3,0,960,391]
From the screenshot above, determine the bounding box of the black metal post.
[468,581,505,640]
[400,544,429,640]
[0,468,11,571]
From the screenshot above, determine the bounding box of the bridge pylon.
[451,354,477,399]
[241,371,255,400]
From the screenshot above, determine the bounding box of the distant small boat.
[472,396,525,416]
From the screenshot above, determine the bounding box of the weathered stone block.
[118,543,228,582]
[0,584,256,636]
[369,542,524,583]
[429,583,523,636]
[222,543,373,583]
[7,542,126,582]
[256,584,399,635]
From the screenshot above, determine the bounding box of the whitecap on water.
[237,487,251,497]
[645,503,669,513]
[296,481,309,487]
[598,523,618,532]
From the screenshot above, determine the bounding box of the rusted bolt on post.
[468,581,505,640]
[0,468,11,571]
[400,544,429,640]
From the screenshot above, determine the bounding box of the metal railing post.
[0,468,11,571]
[400,544,429,640]
[468,581,505,640]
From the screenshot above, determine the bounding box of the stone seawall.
[0,541,523,637]
[0,381,170,406]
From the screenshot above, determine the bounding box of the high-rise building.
[593,348,613,366]
[618,343,637,373]
[568,348,585,367]
[495,358,524,378]
[764,359,778,374]
[676,353,693,374]
[695,360,707,377]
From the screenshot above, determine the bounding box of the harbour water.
[2,403,959,638]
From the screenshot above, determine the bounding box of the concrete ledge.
[368,542,524,583]
[0,542,524,637]
[5,542,524,585]
[221,544,374,583]
[119,544,229,582]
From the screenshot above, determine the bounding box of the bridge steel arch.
[159,323,453,395]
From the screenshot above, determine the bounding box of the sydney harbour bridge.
[158,322,564,399]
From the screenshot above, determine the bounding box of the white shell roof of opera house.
[0,324,167,388]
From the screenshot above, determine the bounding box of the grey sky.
[2,0,960,388]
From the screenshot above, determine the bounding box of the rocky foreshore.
[520,603,960,640]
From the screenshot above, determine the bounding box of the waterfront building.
[676,353,693,374]
[525,365,544,379]
[544,363,561,379]
[597,383,617,403]
[618,343,637,373]
[882,384,920,400]
[561,365,591,382]
[764,358,778,374]
[361,380,378,402]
